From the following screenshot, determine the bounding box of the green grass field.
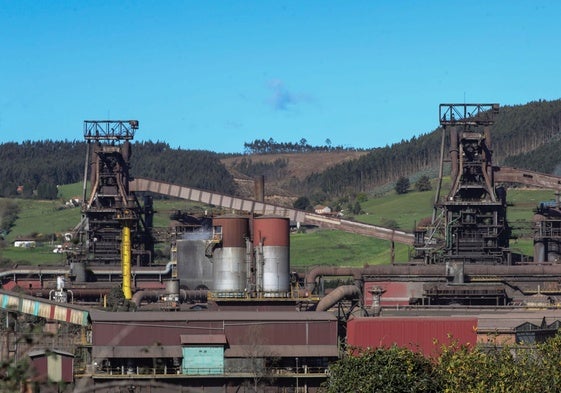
[1,244,68,266]
[355,189,435,231]
[1,181,554,267]
[290,229,410,268]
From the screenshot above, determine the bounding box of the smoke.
[181,229,212,241]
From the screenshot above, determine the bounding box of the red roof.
[347,317,477,357]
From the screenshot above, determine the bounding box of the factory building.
[88,310,338,392]
[347,317,478,357]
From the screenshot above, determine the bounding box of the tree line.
[243,138,364,154]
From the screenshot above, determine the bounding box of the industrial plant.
[3,104,561,392]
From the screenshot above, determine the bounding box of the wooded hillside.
[301,99,561,199]
[0,141,235,198]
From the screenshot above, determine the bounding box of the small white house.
[314,205,332,215]
[14,240,36,248]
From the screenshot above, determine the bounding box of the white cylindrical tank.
[254,216,290,296]
[212,215,249,294]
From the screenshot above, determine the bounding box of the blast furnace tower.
[419,104,511,265]
[78,120,154,267]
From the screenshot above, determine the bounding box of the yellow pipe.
[122,226,132,300]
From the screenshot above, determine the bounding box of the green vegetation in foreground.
[325,332,561,393]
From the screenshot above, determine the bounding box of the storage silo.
[212,215,249,295]
[254,216,290,296]
[177,231,214,290]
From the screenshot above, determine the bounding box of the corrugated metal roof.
[372,308,561,334]
[476,312,561,332]
[225,344,339,358]
[93,345,182,359]
[89,310,337,322]
[28,349,74,358]
[181,334,227,345]
[348,317,478,357]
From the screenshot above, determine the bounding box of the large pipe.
[121,226,132,300]
[0,262,176,282]
[305,264,561,293]
[305,265,448,292]
[16,286,120,299]
[316,285,361,311]
[131,290,165,306]
[131,289,208,307]
[305,267,360,292]
[92,262,176,276]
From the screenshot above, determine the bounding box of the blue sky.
[1,1,560,153]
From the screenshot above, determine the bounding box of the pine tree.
[395,177,410,194]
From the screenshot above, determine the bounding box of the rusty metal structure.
[78,120,154,267]
[416,104,512,265]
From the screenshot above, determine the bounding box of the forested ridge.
[0,141,235,198]
[1,99,560,201]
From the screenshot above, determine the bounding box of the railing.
[88,365,329,377]
[207,290,320,301]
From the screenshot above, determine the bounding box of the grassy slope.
[290,230,410,268]
[1,182,552,267]
[291,184,552,268]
